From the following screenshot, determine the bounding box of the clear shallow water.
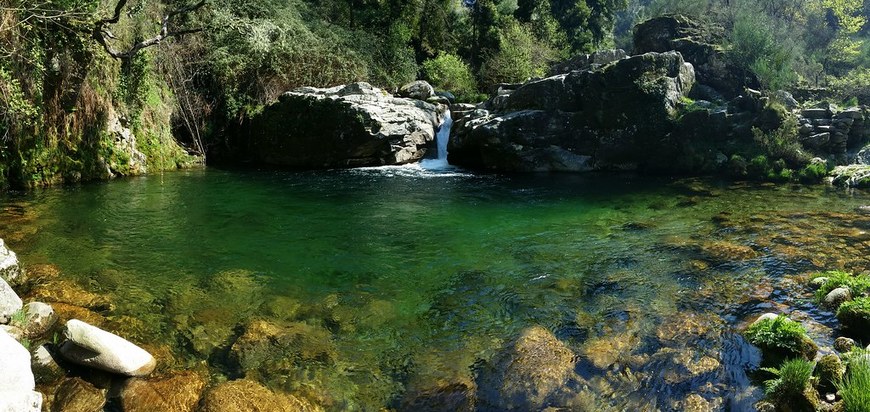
[3,168,870,410]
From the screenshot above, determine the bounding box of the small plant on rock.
[761,358,816,403]
[815,271,870,303]
[9,308,27,328]
[745,315,816,361]
[837,298,870,339]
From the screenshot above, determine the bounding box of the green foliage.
[9,308,26,328]
[729,11,797,90]
[798,161,829,183]
[745,315,811,357]
[480,20,556,85]
[422,53,482,102]
[760,358,815,401]
[19,337,31,351]
[838,298,870,330]
[814,271,870,302]
[836,351,870,412]
[751,115,809,170]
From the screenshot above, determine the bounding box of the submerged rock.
[0,328,42,412]
[29,279,113,312]
[229,319,336,381]
[200,379,322,412]
[51,377,105,412]
[476,325,579,411]
[59,319,156,377]
[118,371,206,412]
[32,344,66,384]
[0,239,21,284]
[222,82,445,169]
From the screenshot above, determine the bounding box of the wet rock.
[476,325,579,410]
[22,301,57,338]
[29,279,113,312]
[230,319,336,379]
[118,371,206,412]
[755,400,776,412]
[580,331,638,369]
[32,344,66,384]
[831,165,870,188]
[809,276,830,290]
[51,377,105,412]
[51,303,107,327]
[200,379,322,412]
[681,394,713,412]
[399,382,475,412]
[0,277,22,324]
[59,319,156,377]
[816,354,845,393]
[823,287,852,309]
[836,298,870,340]
[700,241,758,263]
[0,238,21,284]
[834,337,856,353]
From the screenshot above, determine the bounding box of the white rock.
[751,313,779,326]
[0,239,21,284]
[0,327,41,412]
[0,391,42,412]
[59,319,155,377]
[0,324,22,340]
[0,327,34,390]
[0,277,22,324]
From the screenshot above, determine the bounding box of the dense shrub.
[761,358,815,403]
[422,54,482,102]
[745,315,816,360]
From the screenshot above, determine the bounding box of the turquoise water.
[3,166,870,410]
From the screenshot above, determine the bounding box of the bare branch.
[93,0,206,60]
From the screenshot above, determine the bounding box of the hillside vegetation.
[1,0,870,188]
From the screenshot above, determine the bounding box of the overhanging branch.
[93,0,206,60]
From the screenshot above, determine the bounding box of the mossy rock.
[745,315,818,365]
[815,354,845,394]
[837,297,870,340]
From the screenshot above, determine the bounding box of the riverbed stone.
[51,303,107,328]
[118,371,206,412]
[32,344,66,384]
[22,301,57,338]
[0,327,42,412]
[51,377,105,412]
[0,277,22,324]
[476,325,579,410]
[834,337,857,353]
[29,279,113,312]
[0,238,21,284]
[200,379,322,412]
[59,319,156,377]
[823,287,852,309]
[816,354,845,393]
[230,319,336,380]
[809,276,830,290]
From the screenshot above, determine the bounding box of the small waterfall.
[420,110,453,170]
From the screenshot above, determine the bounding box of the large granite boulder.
[58,319,156,377]
[633,15,754,98]
[0,239,21,284]
[222,82,445,169]
[0,328,42,412]
[0,276,22,324]
[449,51,695,172]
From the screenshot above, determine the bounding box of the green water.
[3,166,870,410]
